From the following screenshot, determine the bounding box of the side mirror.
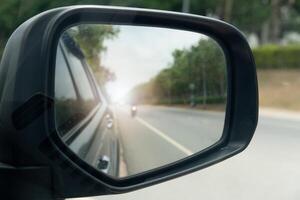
[0,6,258,199]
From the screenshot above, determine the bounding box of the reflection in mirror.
[54,24,227,178]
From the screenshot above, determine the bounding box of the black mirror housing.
[0,6,258,199]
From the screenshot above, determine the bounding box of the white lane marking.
[135,117,193,156]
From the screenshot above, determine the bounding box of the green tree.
[130,38,226,106]
[2,0,300,58]
[67,24,119,84]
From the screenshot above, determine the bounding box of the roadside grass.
[258,69,300,111]
[172,69,300,112]
[139,69,300,112]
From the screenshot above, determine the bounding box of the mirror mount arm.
[0,164,60,200]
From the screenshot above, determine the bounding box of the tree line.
[2,0,300,58]
[67,24,119,84]
[129,39,227,106]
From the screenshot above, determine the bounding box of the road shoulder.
[260,107,300,121]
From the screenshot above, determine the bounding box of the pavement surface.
[71,107,300,200]
[115,105,225,176]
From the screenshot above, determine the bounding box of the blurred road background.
[75,108,300,200]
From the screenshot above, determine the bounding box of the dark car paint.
[57,38,120,177]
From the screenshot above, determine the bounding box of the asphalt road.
[115,105,225,176]
[73,108,300,200]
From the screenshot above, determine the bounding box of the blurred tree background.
[2,0,300,62]
[1,0,300,109]
[2,0,300,70]
[2,0,300,56]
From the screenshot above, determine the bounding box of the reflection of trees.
[55,98,97,136]
[67,25,119,85]
[129,39,227,106]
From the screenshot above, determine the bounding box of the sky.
[101,25,208,102]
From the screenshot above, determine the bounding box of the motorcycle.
[131,105,137,117]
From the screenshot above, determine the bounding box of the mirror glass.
[54,24,227,178]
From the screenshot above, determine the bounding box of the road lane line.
[135,117,193,156]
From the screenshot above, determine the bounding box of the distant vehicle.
[131,105,137,117]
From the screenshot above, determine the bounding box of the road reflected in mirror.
[54,24,227,178]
